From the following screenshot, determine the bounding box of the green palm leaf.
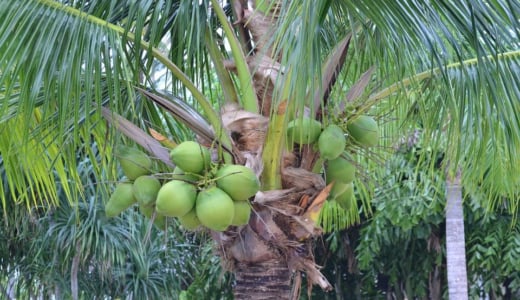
[268,0,520,215]
[0,0,230,208]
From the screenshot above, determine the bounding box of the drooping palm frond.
[100,106,173,166]
[0,1,136,208]
[265,0,520,213]
[0,0,232,209]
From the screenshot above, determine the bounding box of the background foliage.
[307,132,520,299]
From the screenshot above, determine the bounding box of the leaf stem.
[369,50,520,102]
[210,0,259,113]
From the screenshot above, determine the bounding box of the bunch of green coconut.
[105,141,260,232]
[286,114,379,210]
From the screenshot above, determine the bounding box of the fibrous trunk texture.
[233,259,292,300]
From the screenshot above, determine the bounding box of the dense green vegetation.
[309,136,520,299]
[1,0,519,298]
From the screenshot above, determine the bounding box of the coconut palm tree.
[1,0,519,299]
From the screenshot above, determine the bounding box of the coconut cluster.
[105,142,260,232]
[105,145,166,228]
[286,114,379,210]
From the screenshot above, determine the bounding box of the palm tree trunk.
[2,276,16,300]
[71,241,81,300]
[445,169,468,299]
[233,259,292,300]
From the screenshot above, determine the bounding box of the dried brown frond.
[221,102,268,153]
[229,225,279,263]
[281,167,325,190]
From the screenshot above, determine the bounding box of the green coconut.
[287,117,322,145]
[105,182,137,217]
[156,180,197,217]
[215,164,260,201]
[318,124,346,160]
[231,201,252,226]
[169,141,211,174]
[139,204,166,229]
[196,186,235,231]
[325,155,356,184]
[178,208,201,231]
[133,175,161,207]
[347,115,379,147]
[115,145,152,180]
[335,182,354,210]
[328,181,350,201]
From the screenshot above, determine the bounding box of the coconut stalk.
[210,0,258,113]
[204,28,240,104]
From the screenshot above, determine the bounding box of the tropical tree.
[1,0,519,299]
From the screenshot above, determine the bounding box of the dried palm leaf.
[281,167,325,190]
[313,33,352,113]
[221,102,268,153]
[100,107,172,167]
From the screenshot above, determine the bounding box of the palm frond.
[313,33,352,114]
[0,1,228,209]
[269,0,520,213]
[204,28,240,104]
[137,88,236,163]
[0,1,138,207]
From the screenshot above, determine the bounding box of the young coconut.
[287,117,322,145]
[105,182,137,217]
[169,141,211,174]
[347,115,379,147]
[178,208,201,231]
[318,124,346,160]
[115,145,152,180]
[334,182,355,211]
[231,201,252,226]
[215,164,260,201]
[133,175,161,207]
[156,180,197,217]
[139,204,167,229]
[196,186,235,232]
[325,155,356,184]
